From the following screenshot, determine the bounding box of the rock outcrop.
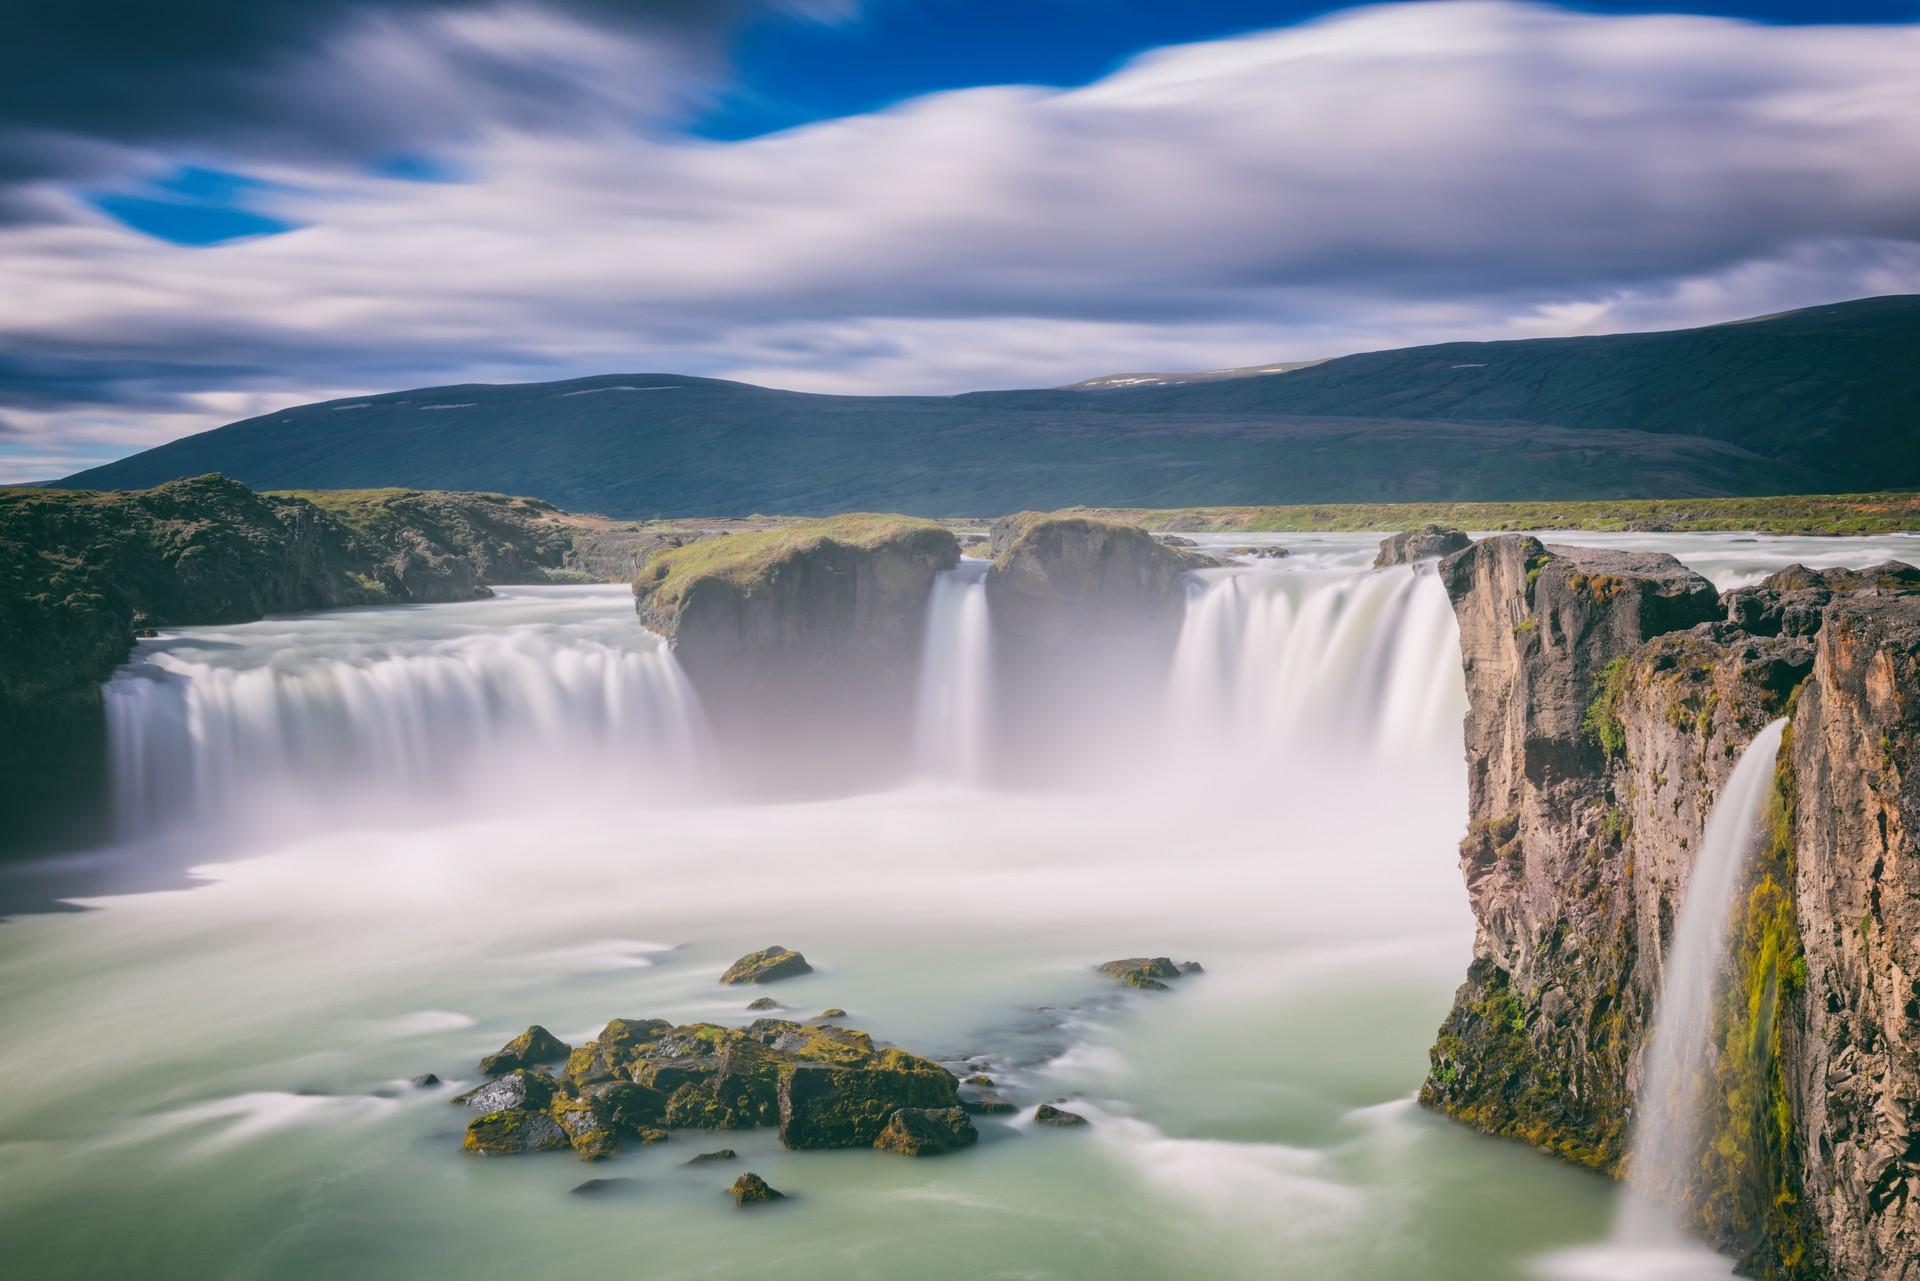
[632,514,958,788]
[1374,524,1471,567]
[459,1014,962,1163]
[1422,535,1920,1279]
[985,513,1212,778]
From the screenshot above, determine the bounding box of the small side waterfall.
[913,560,993,782]
[1619,716,1790,1245]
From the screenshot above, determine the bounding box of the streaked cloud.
[4,1,1920,480]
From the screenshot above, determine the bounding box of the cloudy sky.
[4,0,1918,481]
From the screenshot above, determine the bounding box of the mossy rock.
[454,1068,561,1114]
[685,1148,737,1165]
[745,998,780,1012]
[1097,957,1200,990]
[1033,1104,1088,1128]
[729,1172,784,1206]
[777,1053,960,1150]
[720,947,814,985]
[464,1108,571,1155]
[551,1101,620,1162]
[960,1087,1018,1116]
[479,1025,570,1076]
[962,1074,994,1087]
[816,1008,848,1020]
[873,1106,979,1157]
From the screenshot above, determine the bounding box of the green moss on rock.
[720,946,813,985]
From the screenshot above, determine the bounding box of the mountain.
[54,296,1920,517]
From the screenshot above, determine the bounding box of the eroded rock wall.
[1424,533,1920,1279]
[1792,596,1920,1280]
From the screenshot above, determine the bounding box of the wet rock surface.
[1096,957,1203,991]
[728,1172,784,1206]
[720,947,813,985]
[872,1106,979,1156]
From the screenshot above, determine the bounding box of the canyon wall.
[1422,536,1920,1279]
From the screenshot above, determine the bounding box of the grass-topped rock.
[720,947,813,986]
[631,513,958,786]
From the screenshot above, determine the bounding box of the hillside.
[54,296,1919,518]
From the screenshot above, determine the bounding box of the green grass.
[633,513,947,610]
[1073,492,1920,535]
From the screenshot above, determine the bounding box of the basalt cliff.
[1421,535,1919,1280]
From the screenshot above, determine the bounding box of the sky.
[3,0,1919,481]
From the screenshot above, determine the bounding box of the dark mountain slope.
[54,297,1914,516]
[1072,295,1920,487]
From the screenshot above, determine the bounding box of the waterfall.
[1164,562,1466,777]
[1618,716,1790,1244]
[914,559,993,782]
[103,589,709,837]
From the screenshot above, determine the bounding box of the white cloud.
[4,0,1920,480]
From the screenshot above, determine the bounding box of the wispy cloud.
[4,1,1920,481]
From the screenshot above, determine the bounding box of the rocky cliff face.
[984,513,1210,780]
[1423,533,1920,1279]
[1791,596,1920,1280]
[633,515,959,789]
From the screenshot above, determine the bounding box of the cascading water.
[913,559,994,782]
[102,587,708,837]
[1621,717,1790,1234]
[1543,717,1790,1281]
[1164,561,1467,775]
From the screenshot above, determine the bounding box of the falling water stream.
[0,533,1911,1281]
[914,559,993,782]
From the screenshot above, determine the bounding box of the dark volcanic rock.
[720,947,813,986]
[463,1108,571,1155]
[872,1106,979,1156]
[455,1068,561,1114]
[1374,524,1471,567]
[479,1026,571,1076]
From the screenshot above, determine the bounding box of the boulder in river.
[745,998,780,1012]
[1033,1104,1088,1127]
[729,1172,785,1206]
[1097,957,1201,990]
[815,1007,847,1020]
[873,1106,979,1156]
[478,1025,571,1076]
[685,1148,737,1165]
[721,947,814,985]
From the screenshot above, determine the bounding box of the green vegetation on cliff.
[633,514,950,615]
[1699,724,1825,1279]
